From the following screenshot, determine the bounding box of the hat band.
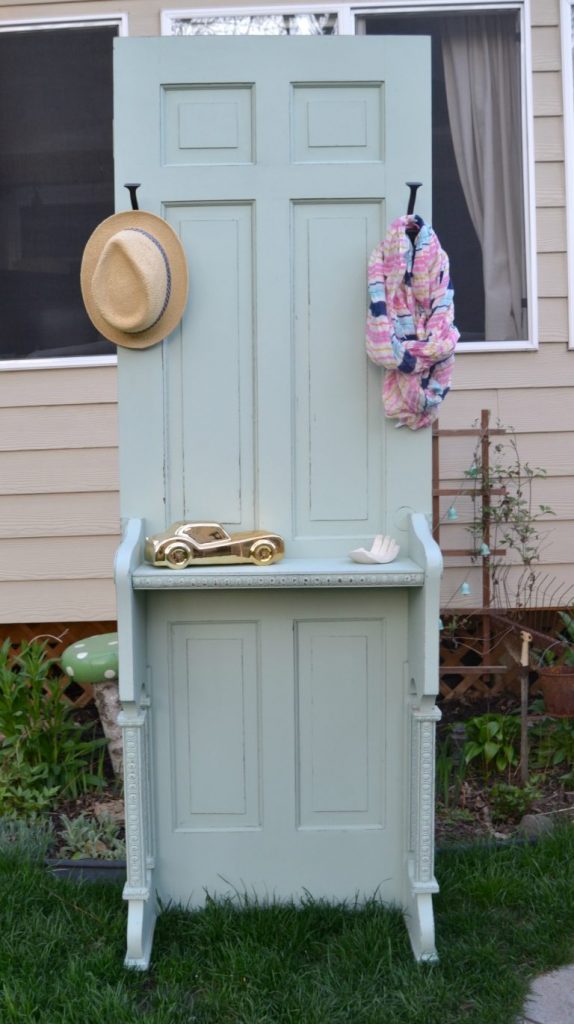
[127,227,173,331]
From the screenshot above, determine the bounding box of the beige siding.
[0,403,117,452]
[532,0,559,27]
[532,26,562,71]
[0,535,118,581]
[0,366,117,407]
[0,366,120,621]
[539,298,569,340]
[533,70,563,117]
[452,342,573,389]
[438,431,574,478]
[535,116,564,160]
[436,0,574,608]
[0,580,117,623]
[537,207,567,251]
[539,252,569,295]
[0,0,572,621]
[536,162,566,205]
[0,492,120,538]
[0,449,119,495]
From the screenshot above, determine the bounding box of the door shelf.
[131,557,425,591]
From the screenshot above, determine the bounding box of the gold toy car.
[145,521,285,569]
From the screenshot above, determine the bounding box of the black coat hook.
[406,181,422,216]
[124,183,141,211]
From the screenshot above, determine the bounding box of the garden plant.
[464,426,555,610]
[0,639,107,816]
[436,704,574,842]
[0,637,115,863]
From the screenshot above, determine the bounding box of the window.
[0,20,120,365]
[164,2,535,350]
[360,7,530,346]
[162,8,340,36]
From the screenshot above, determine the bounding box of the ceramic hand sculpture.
[349,534,400,564]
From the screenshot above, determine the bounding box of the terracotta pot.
[538,665,574,717]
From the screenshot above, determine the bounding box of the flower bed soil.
[436,692,574,846]
[436,772,574,846]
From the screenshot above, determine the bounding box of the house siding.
[0,365,119,621]
[439,0,573,610]
[0,0,571,620]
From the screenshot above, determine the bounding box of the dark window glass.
[364,11,525,343]
[0,25,116,360]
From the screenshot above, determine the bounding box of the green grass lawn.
[1,828,574,1023]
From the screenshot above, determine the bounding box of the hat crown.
[91,228,170,335]
[81,209,188,350]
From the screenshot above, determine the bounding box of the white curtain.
[442,15,527,340]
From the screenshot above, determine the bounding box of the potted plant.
[534,611,574,718]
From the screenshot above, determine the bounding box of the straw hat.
[81,210,189,349]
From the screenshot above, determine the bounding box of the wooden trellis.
[433,409,510,701]
[438,613,522,700]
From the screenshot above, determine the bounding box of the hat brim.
[81,210,189,349]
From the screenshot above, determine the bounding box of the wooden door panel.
[165,203,256,525]
[293,200,385,539]
[115,36,432,551]
[148,589,406,906]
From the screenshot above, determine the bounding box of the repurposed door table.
[113,35,442,969]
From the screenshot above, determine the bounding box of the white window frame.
[561,0,574,350]
[353,0,537,353]
[0,13,128,372]
[162,5,351,34]
[163,0,537,354]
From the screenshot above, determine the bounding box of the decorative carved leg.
[119,702,157,970]
[125,898,157,970]
[405,701,441,963]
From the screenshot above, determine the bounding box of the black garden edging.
[46,858,126,883]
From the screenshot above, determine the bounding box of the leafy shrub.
[0,639,106,813]
[57,811,125,861]
[533,718,574,770]
[464,713,521,777]
[489,782,540,823]
[0,756,60,815]
[531,610,574,669]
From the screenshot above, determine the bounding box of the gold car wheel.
[164,543,191,569]
[250,540,275,566]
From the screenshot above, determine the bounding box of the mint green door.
[115,36,432,555]
[114,36,432,925]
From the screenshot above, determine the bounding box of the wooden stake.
[519,630,533,787]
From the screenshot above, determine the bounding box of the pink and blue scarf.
[366,215,458,430]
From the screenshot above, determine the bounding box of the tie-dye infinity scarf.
[366,215,459,430]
